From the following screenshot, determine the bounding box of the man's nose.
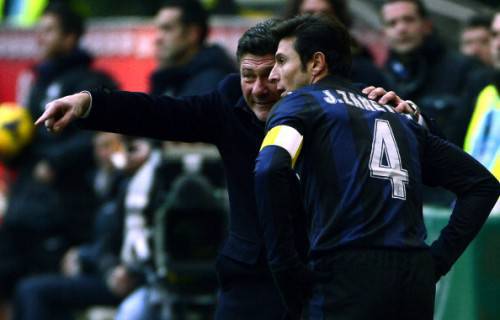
[269,65,279,82]
[253,77,269,95]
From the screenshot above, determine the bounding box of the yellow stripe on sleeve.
[260,125,303,167]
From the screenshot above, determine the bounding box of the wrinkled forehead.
[239,54,275,73]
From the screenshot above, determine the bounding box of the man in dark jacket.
[36,19,419,320]
[150,0,235,96]
[380,0,492,205]
[12,136,168,320]
[0,2,116,302]
[380,0,487,146]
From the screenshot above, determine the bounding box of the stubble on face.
[382,1,428,54]
[269,37,312,96]
[240,54,281,121]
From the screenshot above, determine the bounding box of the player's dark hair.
[271,14,352,77]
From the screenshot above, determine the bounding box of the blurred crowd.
[0,0,498,319]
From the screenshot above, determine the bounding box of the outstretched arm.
[35,92,91,133]
[255,127,310,320]
[36,73,241,143]
[422,133,499,280]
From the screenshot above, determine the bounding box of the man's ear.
[185,24,202,46]
[62,33,78,53]
[311,52,327,77]
[422,19,433,35]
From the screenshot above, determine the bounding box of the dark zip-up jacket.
[81,74,306,266]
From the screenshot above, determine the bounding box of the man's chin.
[254,103,272,111]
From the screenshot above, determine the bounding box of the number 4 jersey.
[258,75,498,264]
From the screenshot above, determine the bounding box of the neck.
[311,71,329,84]
[160,45,200,69]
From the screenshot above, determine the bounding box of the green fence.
[424,206,500,320]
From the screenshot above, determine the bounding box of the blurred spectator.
[12,136,169,320]
[12,132,126,320]
[117,173,226,319]
[460,14,494,67]
[150,0,233,192]
[379,0,490,206]
[463,11,500,213]
[150,0,236,96]
[0,0,116,307]
[380,0,487,146]
[284,0,391,88]
[492,12,500,70]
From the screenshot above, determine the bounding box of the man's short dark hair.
[236,18,281,62]
[43,1,85,39]
[462,14,493,31]
[284,0,352,28]
[272,14,352,77]
[381,0,428,19]
[160,0,209,45]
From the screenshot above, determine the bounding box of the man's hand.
[106,265,137,297]
[362,86,416,115]
[35,92,91,133]
[61,248,81,277]
[33,160,55,184]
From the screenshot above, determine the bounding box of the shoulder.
[62,67,117,90]
[216,73,243,107]
[267,89,319,130]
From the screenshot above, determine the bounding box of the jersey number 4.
[369,119,409,200]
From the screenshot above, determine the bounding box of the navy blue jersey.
[255,75,498,276]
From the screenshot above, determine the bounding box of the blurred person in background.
[13,135,169,320]
[284,0,392,89]
[12,132,126,320]
[460,14,494,67]
[35,18,420,320]
[150,0,235,96]
[380,0,490,206]
[380,0,485,146]
[0,0,116,314]
[463,11,500,213]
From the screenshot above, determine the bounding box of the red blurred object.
[0,19,251,101]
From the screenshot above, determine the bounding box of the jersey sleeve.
[266,92,315,135]
[255,92,315,317]
[421,131,499,280]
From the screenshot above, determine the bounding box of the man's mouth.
[254,101,273,108]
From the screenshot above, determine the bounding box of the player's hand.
[362,86,414,114]
[35,92,91,133]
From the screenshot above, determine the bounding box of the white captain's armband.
[260,125,303,167]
